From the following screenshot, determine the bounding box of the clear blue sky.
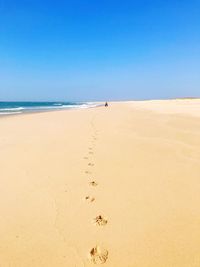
[0,0,200,101]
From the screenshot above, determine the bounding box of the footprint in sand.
[89,151,94,155]
[84,157,88,160]
[88,147,93,150]
[88,246,108,264]
[88,163,94,167]
[85,196,95,203]
[85,171,92,174]
[89,181,98,187]
[93,215,107,226]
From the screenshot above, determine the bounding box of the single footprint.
[85,171,92,174]
[90,181,98,187]
[89,151,93,155]
[84,157,88,160]
[85,196,95,203]
[88,147,93,150]
[88,246,108,264]
[93,215,107,226]
[88,163,94,166]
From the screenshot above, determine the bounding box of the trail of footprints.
[83,120,109,264]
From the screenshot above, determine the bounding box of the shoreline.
[0,103,104,119]
[1,97,200,119]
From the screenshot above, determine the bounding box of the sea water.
[0,102,99,116]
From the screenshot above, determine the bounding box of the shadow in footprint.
[89,181,98,187]
[85,196,95,203]
[93,215,107,226]
[88,246,108,264]
[88,163,94,167]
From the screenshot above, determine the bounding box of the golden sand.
[0,100,200,266]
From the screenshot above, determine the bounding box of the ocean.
[0,102,99,116]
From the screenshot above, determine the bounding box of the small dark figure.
[105,102,108,107]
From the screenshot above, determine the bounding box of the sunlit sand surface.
[0,99,200,266]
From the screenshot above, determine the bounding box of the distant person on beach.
[105,102,108,107]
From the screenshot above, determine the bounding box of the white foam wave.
[0,107,25,111]
[0,111,22,115]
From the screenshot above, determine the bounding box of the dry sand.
[0,99,200,266]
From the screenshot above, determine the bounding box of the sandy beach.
[0,99,200,267]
